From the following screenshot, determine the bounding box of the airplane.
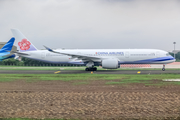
[0,37,15,61]
[11,29,175,71]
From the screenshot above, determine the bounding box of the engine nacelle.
[102,59,119,69]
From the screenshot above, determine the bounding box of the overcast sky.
[0,0,180,51]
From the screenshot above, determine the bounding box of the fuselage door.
[125,51,129,58]
[156,51,160,57]
[41,52,46,59]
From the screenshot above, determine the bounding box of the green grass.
[1,74,180,86]
[0,74,124,82]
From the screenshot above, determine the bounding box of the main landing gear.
[85,67,97,71]
[85,61,97,71]
[162,64,165,71]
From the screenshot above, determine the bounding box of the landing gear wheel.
[162,64,165,71]
[94,67,97,71]
[91,67,97,71]
[85,67,97,71]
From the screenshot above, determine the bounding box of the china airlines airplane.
[11,29,175,71]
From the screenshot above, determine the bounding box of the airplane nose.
[169,56,176,62]
[172,56,176,62]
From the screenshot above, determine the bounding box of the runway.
[0,70,180,74]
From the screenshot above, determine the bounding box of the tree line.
[0,57,84,66]
[169,52,180,61]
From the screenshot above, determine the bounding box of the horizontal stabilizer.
[43,46,54,52]
[10,51,29,56]
[14,55,19,60]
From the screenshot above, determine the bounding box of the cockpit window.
[166,53,170,56]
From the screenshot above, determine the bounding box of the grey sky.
[0,0,180,51]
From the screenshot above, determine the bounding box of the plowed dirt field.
[0,80,180,119]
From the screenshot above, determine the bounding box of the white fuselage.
[19,49,175,66]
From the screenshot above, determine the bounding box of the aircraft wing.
[44,46,102,61]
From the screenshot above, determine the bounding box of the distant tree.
[169,52,180,61]
[21,57,58,66]
[0,58,21,65]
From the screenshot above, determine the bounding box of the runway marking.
[54,71,61,74]
[137,71,141,74]
[163,79,180,81]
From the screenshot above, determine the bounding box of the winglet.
[10,51,29,56]
[44,45,54,52]
[44,45,60,54]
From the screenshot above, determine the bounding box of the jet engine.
[102,59,119,69]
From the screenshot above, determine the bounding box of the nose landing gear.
[162,64,165,71]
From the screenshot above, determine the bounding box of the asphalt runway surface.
[0,70,180,74]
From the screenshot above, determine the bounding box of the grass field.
[1,74,180,86]
[1,74,180,119]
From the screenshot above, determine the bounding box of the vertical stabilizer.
[0,37,15,53]
[11,29,38,52]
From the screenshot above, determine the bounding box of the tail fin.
[0,37,15,53]
[11,29,38,52]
